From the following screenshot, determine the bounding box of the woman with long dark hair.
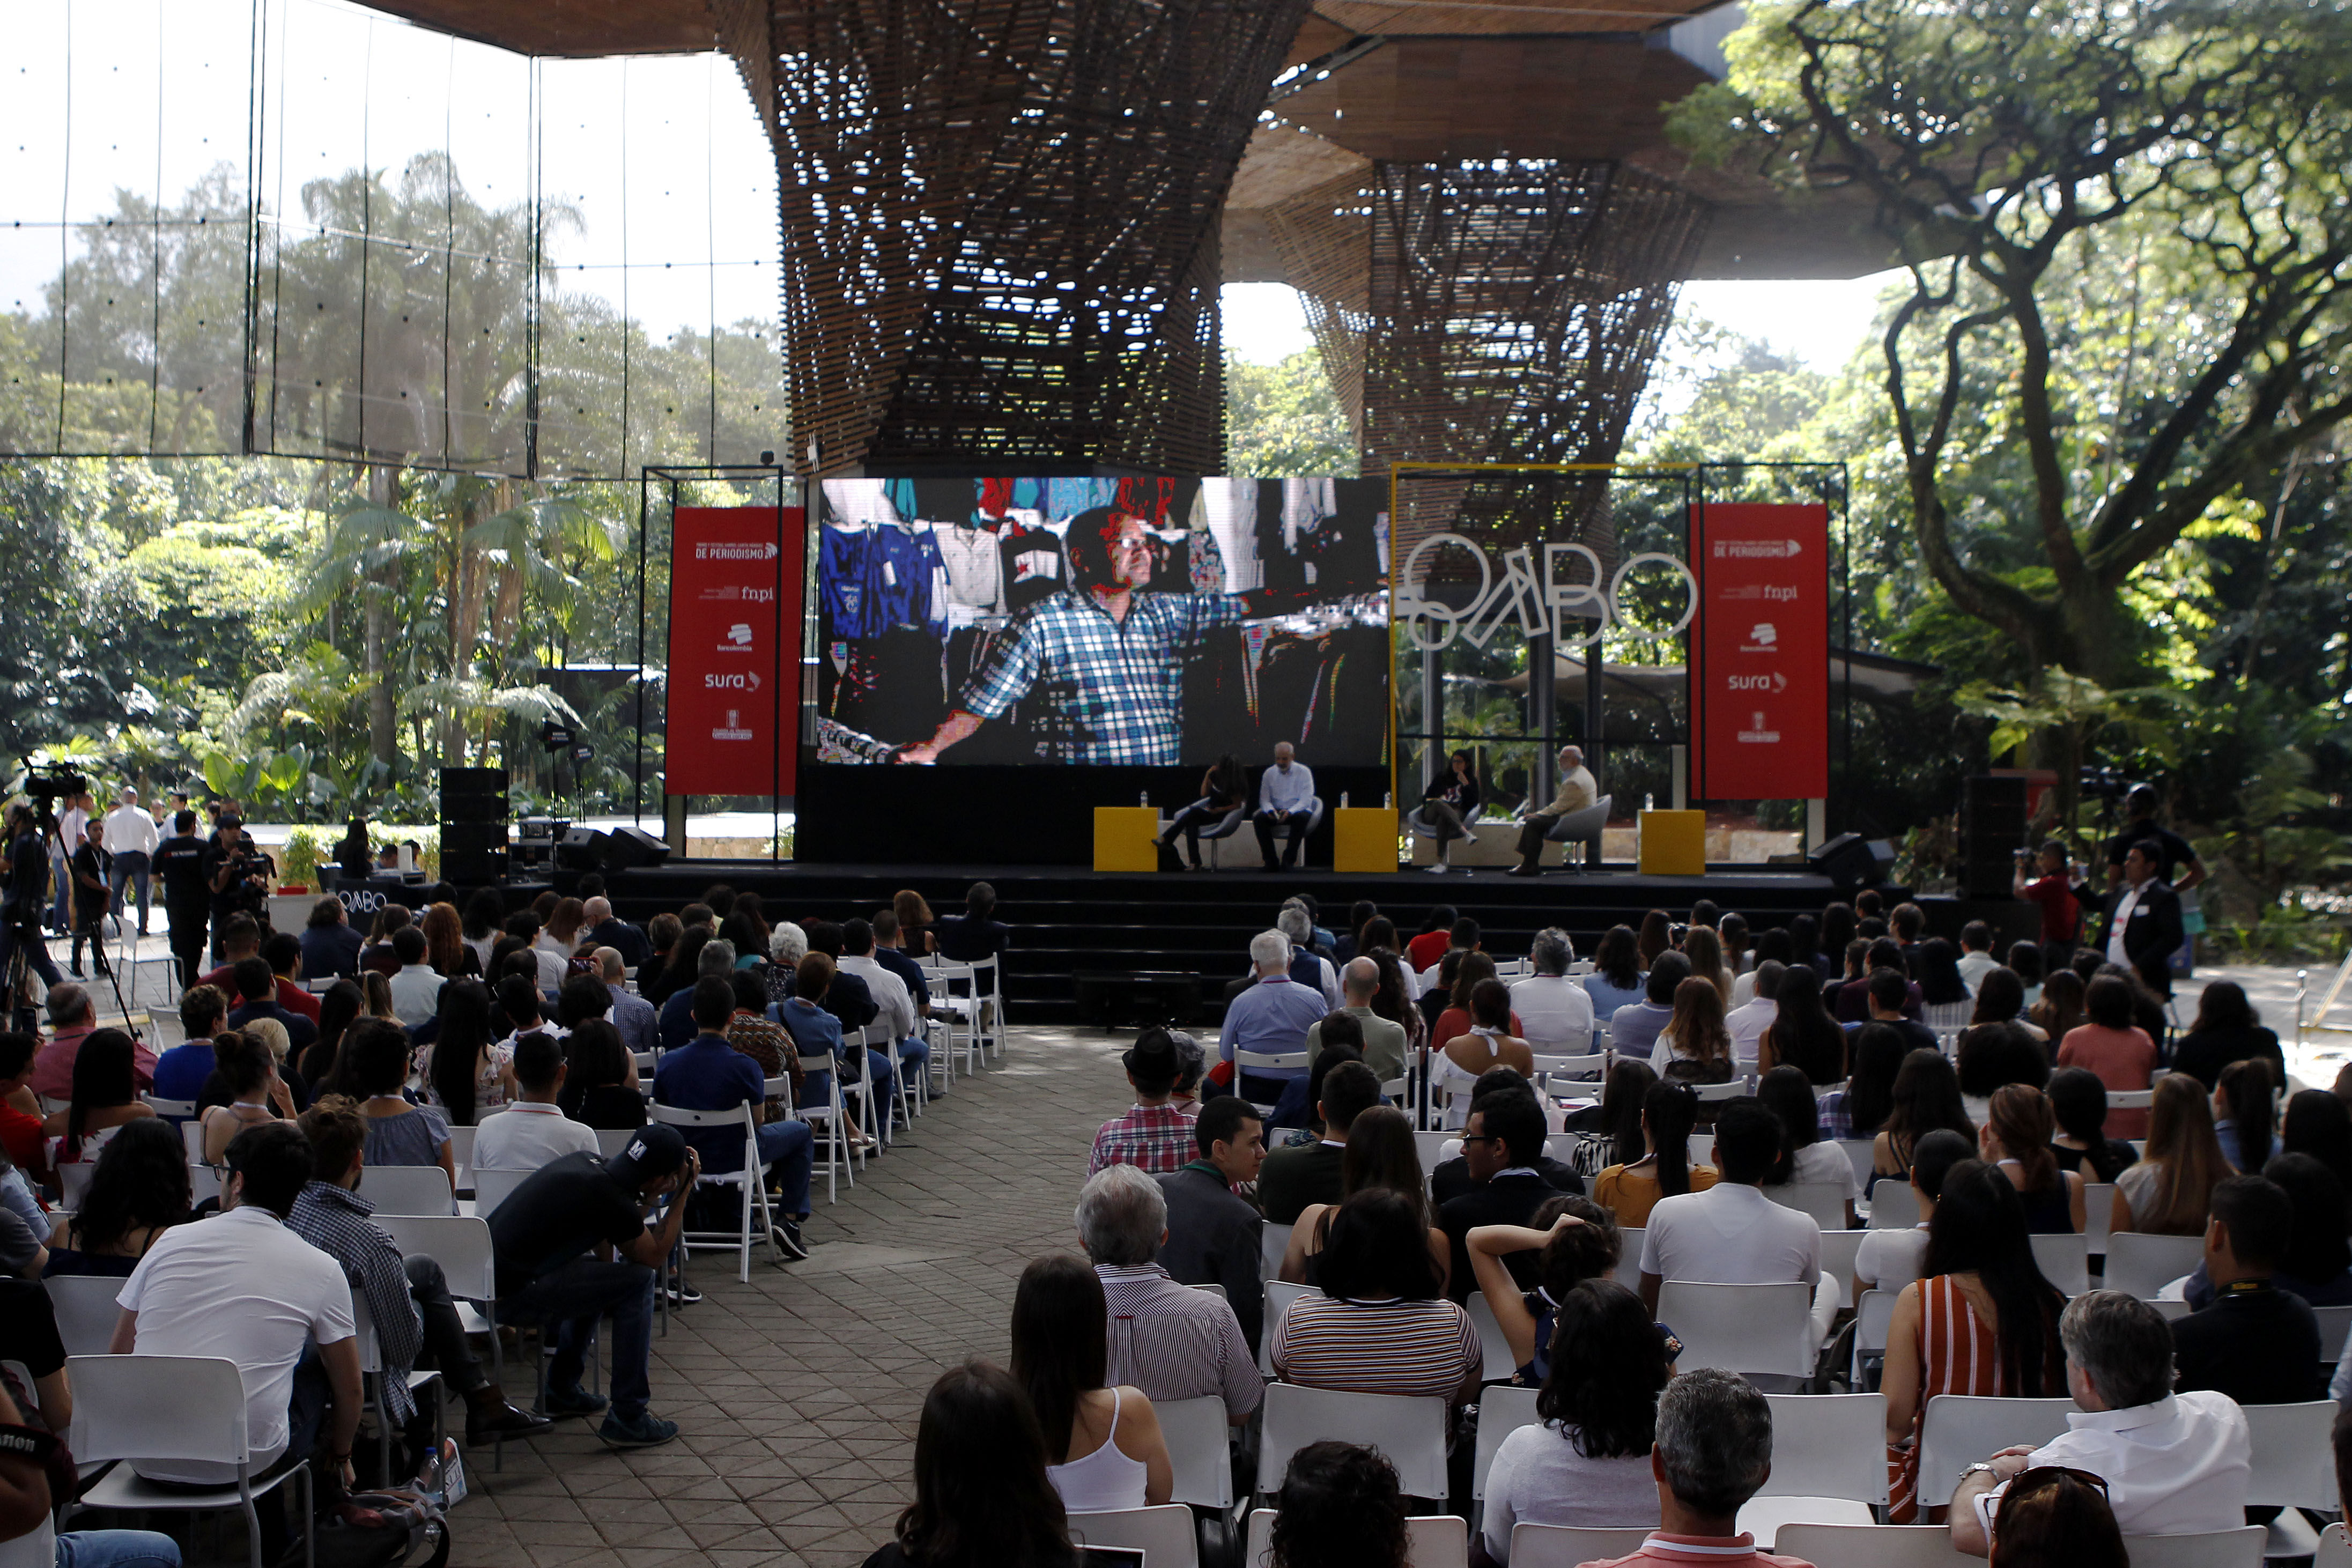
[557,1019,645,1130]
[1269,1189,1482,1406]
[1580,924,1647,1026]
[1817,902,1856,977]
[2261,1153,2352,1306]
[1281,1106,1449,1288]
[416,979,509,1126]
[1873,1049,1974,1191]
[42,1030,154,1165]
[1635,909,1672,971]
[1788,912,1823,974]
[1956,1022,2051,1124]
[2213,1058,2277,1172]
[1818,1022,1906,1142]
[1970,968,2039,1038]
[1882,1159,2067,1521]
[1593,1081,1714,1226]
[2282,1088,2352,1193]
[2046,1067,2137,1183]
[460,886,505,972]
[1758,1063,1859,1223]
[298,978,364,1089]
[418,900,477,978]
[1561,1058,1658,1177]
[2028,969,2088,1041]
[1478,1278,1670,1554]
[861,1360,1079,1568]
[1680,927,1733,1008]
[1157,753,1248,871]
[1979,1084,2083,1232]
[1915,937,1972,1023]
[1417,748,1482,857]
[2173,979,2286,1090]
[1651,975,1733,1090]
[2007,941,2046,1006]
[44,1116,190,1275]
[644,925,712,1010]
[1757,963,1847,1084]
[1008,1254,1171,1513]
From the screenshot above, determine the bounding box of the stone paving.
[443,1023,1134,1568]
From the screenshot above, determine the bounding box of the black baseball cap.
[606,1122,689,1185]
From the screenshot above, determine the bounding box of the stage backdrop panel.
[666,505,804,798]
[810,476,1389,768]
[1690,502,1830,800]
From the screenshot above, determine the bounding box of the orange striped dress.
[1886,1274,2006,1522]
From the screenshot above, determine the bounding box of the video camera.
[16,758,89,818]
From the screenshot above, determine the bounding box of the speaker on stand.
[439,767,509,886]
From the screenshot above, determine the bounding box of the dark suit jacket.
[2098,879,2184,996]
[1429,1154,1585,1209]
[1438,1170,1576,1303]
[1157,1164,1266,1351]
[588,918,652,970]
[1255,1140,1343,1225]
[227,998,318,1054]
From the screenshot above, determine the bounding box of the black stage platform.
[591,859,1933,1025]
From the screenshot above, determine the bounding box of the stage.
[593,857,1913,1024]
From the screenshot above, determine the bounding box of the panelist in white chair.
[1505,744,1596,879]
[1253,742,1316,872]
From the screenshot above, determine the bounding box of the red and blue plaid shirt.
[1087,1102,1196,1177]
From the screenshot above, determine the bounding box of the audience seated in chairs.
[1306,958,1409,1087]
[2170,1173,2324,1407]
[1637,1098,1833,1356]
[1154,1096,1268,1353]
[2111,1073,2230,1236]
[1010,1252,1173,1513]
[1267,1018,1360,1134]
[1979,1084,2084,1233]
[420,979,515,1126]
[1651,977,1736,1093]
[2253,1153,2352,1309]
[558,1019,647,1131]
[598,946,660,1059]
[1608,953,1687,1067]
[1072,1163,1260,1421]
[1593,1079,1717,1227]
[859,1359,1077,1568]
[1509,927,1594,1052]
[1435,1068,1585,1204]
[152,986,227,1104]
[934,882,1011,966]
[1755,1064,1859,1225]
[1852,1128,1973,1301]
[1949,1290,2250,1554]
[45,1030,158,1166]
[471,1032,600,1171]
[1588,1368,1805,1568]
[1874,1049,1975,1193]
[287,1096,548,1455]
[1984,1463,2128,1568]
[0,1033,50,1182]
[658,937,735,1052]
[226,955,317,1056]
[1726,960,1781,1064]
[0,1366,186,1568]
[1439,1085,1578,1299]
[341,1018,458,1195]
[42,1117,189,1276]
[196,1030,292,1165]
[720,970,801,1103]
[1256,1060,1383,1225]
[1222,929,1332,1104]
[1883,1159,2069,1522]
[776,952,877,1152]
[1279,1106,1450,1292]
[841,917,930,1098]
[1268,1188,1481,1408]
[1267,1441,1411,1568]
[1478,1278,1674,1562]
[113,1122,362,1504]
[652,975,814,1261]
[1086,1028,1196,1178]
[484,1122,699,1450]
[1467,1194,1633,1383]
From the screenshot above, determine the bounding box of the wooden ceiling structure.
[352,0,1892,487]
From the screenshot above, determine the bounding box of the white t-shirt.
[1854,1224,1929,1292]
[839,953,916,1040]
[1640,1182,1821,1287]
[1726,996,1777,1062]
[470,1101,599,1171]
[1790,1139,1860,1202]
[388,963,446,1027]
[117,1205,357,1482]
[1510,974,1595,1051]
[1956,950,2000,994]
[102,804,160,857]
[1978,1392,2250,1540]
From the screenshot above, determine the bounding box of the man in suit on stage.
[2097,839,2185,997]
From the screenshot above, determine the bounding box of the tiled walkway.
[449,1024,1132,1568]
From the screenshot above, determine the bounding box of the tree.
[1676,0,2352,721]
[1224,347,1355,477]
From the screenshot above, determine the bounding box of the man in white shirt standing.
[1725,960,1783,1067]
[1949,1290,2250,1554]
[110,1121,363,1492]
[839,916,928,1099]
[474,1033,600,1170]
[49,790,91,933]
[1508,928,1595,1053]
[101,787,160,937]
[1252,742,1316,871]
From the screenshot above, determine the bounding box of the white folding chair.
[1532,1052,1608,1094]
[350,1293,444,1481]
[181,1120,206,1163]
[1610,1229,1643,1288]
[1506,1524,1653,1567]
[594,1126,641,1158]
[2314,1521,2351,1568]
[1869,1181,1921,1229]
[1234,1048,1307,1114]
[1260,1281,1312,1378]
[57,1159,94,1211]
[1764,1181,1847,1228]
[1818,1229,1865,1308]
[1770,1522,1960,1568]
[1654,1280,1815,1379]
[1836,1139,1876,1190]
[1852,1288,1897,1388]
[43,1274,125,1356]
[920,955,984,1080]
[1691,1079,1750,1103]
[1915,1395,2075,1495]
[470,1165,533,1217]
[374,1211,524,1468]
[445,1123,478,1195]
[2083,1181,2117,1259]
[1260,1221,1293,1279]
[1412,1130,1454,1172]
[2122,1527,2267,1567]
[361,1163,455,1216]
[1470,1385,1542,1502]
[2027,1232,2089,1295]
[1755,1393,1888,1506]
[1465,1293,1518,1385]
[1157,1395,1237,1513]
[1245,1508,1467,1567]
[63,1353,315,1568]
[647,1100,779,1283]
[786,1053,853,1202]
[2103,1231,2205,1299]
[1254,1382,1449,1500]
[1067,1505,1199,1568]
[2243,1400,2339,1557]
[2108,1088,2156,1111]
[140,1093,196,1119]
[2316,1305,2352,1366]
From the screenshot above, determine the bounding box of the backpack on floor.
[286,1440,460,1568]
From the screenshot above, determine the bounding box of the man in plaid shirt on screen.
[897,506,1246,765]
[1086,1028,1196,1177]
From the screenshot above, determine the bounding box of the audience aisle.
[447,1023,1130,1568]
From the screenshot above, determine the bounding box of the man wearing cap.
[1086,1028,1196,1178]
[485,1122,701,1449]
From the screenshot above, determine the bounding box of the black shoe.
[542,1382,608,1419]
[465,1400,555,1445]
[1505,863,1542,877]
[770,1219,810,1261]
[597,1409,679,1449]
[663,1279,703,1307]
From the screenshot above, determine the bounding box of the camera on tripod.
[16,759,89,822]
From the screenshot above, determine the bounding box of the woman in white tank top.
[1012,1252,1173,1514]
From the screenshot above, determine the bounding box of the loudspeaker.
[439,767,509,825]
[1809,832,1894,889]
[441,820,509,885]
[556,826,605,871]
[1959,774,2032,898]
[601,825,670,871]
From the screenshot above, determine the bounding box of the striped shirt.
[286,1179,424,1424]
[1095,1263,1263,1420]
[1269,1293,1480,1400]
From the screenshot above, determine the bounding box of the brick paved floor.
[446,1023,1134,1568]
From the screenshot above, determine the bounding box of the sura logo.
[694,542,779,561]
[704,671,763,691]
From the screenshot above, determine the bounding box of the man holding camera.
[0,802,64,1022]
[203,813,270,963]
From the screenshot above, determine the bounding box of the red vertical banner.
[665,506,804,798]
[1690,502,1830,800]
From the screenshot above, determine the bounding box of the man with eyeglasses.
[1948,1290,2249,1555]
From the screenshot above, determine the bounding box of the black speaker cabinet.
[1809,832,1893,889]
[439,767,510,825]
[601,825,671,871]
[556,826,605,871]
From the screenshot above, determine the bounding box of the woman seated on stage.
[1155,753,1247,871]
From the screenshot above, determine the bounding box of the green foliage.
[1224,350,1356,478]
[280,826,327,891]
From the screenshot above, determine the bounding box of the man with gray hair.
[659,937,737,1051]
[1593,1368,1804,1567]
[598,946,660,1060]
[1948,1290,2250,1555]
[1218,929,1330,1101]
[1509,927,1594,1054]
[1305,957,1407,1086]
[1073,1164,1261,1423]
[1274,905,1340,1007]
[584,894,652,969]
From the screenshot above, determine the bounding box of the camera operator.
[2103,783,2206,893]
[152,809,211,988]
[1,802,64,1018]
[204,814,271,962]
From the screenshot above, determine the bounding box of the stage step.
[599,860,1852,1026]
